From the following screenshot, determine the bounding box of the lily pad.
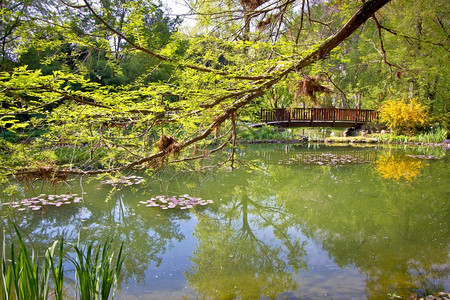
[101,176,145,187]
[142,194,214,210]
[3,193,83,212]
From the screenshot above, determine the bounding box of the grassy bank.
[237,124,448,147]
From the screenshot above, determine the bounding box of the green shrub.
[237,125,295,140]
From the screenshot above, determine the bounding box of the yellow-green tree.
[379,98,429,135]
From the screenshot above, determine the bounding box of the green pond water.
[1,144,449,299]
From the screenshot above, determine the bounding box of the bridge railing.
[260,108,378,124]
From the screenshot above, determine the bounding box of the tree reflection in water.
[0,179,187,287]
[0,145,448,298]
[250,146,449,298]
[186,184,307,299]
[375,152,427,181]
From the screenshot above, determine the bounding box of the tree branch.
[379,24,449,52]
[290,0,391,72]
[82,0,273,81]
[372,14,399,70]
[295,0,306,45]
[40,86,111,109]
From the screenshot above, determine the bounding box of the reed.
[415,127,447,143]
[1,232,12,300]
[1,225,54,300]
[70,238,125,300]
[1,226,124,300]
[47,238,64,300]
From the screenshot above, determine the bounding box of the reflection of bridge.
[256,147,379,166]
[253,108,378,128]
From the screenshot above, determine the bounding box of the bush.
[378,98,428,135]
[237,124,295,140]
[373,133,410,143]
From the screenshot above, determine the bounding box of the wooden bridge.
[253,108,378,128]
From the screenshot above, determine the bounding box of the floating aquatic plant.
[279,153,370,166]
[100,175,145,187]
[138,194,213,210]
[1,194,82,211]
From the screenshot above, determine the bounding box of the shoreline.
[239,137,450,148]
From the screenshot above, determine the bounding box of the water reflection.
[186,191,307,299]
[1,144,449,299]
[250,147,449,298]
[1,182,188,286]
[375,152,427,181]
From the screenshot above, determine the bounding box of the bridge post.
[288,108,291,127]
[310,108,314,127]
[333,108,336,127]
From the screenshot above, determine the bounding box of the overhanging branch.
[11,0,392,177]
[82,0,274,81]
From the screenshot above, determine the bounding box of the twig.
[372,14,399,70]
[0,96,65,115]
[81,0,273,81]
[379,24,449,52]
[295,0,306,45]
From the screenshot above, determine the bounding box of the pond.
[1,144,449,299]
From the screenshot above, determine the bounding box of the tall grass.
[375,127,448,144]
[1,225,60,300]
[415,127,448,143]
[1,226,124,300]
[47,238,64,300]
[373,133,410,143]
[1,233,12,300]
[70,238,125,300]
